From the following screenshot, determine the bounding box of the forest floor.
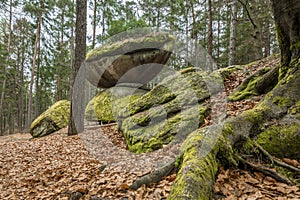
[1,55,300,199]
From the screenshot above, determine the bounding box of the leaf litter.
[1,54,299,199]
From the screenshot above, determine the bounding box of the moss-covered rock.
[30,100,70,138]
[256,122,300,159]
[118,71,224,153]
[85,86,147,123]
[86,32,175,88]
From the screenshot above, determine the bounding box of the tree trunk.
[0,0,13,135]
[68,0,87,135]
[272,0,300,79]
[263,17,271,57]
[216,1,221,61]
[18,39,25,133]
[207,0,213,57]
[57,8,65,101]
[228,0,237,65]
[92,0,97,49]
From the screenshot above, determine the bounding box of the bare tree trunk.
[68,0,87,135]
[57,8,65,101]
[8,102,13,135]
[185,0,189,67]
[0,77,6,136]
[35,56,40,119]
[92,0,97,49]
[217,0,221,61]
[207,0,213,57]
[26,2,43,131]
[264,18,271,57]
[18,41,25,133]
[0,0,13,136]
[191,1,199,68]
[228,0,237,66]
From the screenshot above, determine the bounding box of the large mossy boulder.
[256,101,300,159]
[85,32,175,88]
[118,70,224,153]
[30,100,70,138]
[85,85,147,124]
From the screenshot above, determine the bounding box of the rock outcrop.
[85,85,147,124]
[117,69,224,153]
[30,100,70,138]
[85,32,175,88]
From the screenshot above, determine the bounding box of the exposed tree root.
[168,66,300,199]
[236,154,293,186]
[252,140,300,174]
[228,65,279,101]
[130,159,176,190]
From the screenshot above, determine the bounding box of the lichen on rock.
[118,70,224,153]
[256,122,300,159]
[30,100,70,138]
[85,86,147,124]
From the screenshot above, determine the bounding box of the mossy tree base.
[167,65,300,198]
[228,65,279,101]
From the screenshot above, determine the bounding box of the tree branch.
[130,159,176,190]
[237,0,257,29]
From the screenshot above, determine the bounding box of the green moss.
[179,67,201,74]
[290,42,300,51]
[222,123,234,137]
[288,100,300,115]
[239,138,259,155]
[272,96,293,108]
[168,128,219,199]
[30,100,70,137]
[242,108,264,123]
[119,70,212,119]
[123,105,208,153]
[256,123,300,159]
[228,67,272,101]
[216,65,243,79]
[85,89,144,123]
[85,91,114,122]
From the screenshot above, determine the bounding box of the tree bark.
[68,0,87,135]
[92,0,97,50]
[57,8,65,101]
[228,0,237,66]
[18,38,25,133]
[207,0,213,58]
[271,0,300,78]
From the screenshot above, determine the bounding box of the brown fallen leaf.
[282,158,299,167]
